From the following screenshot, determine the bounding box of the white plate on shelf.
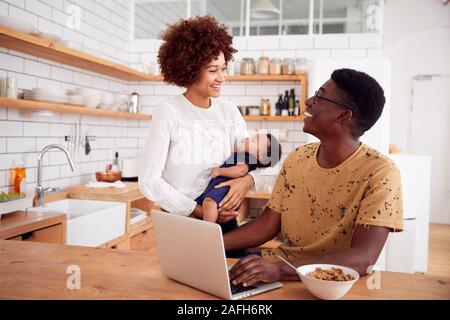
[130,208,147,225]
[31,31,61,42]
[68,95,85,106]
[24,93,68,104]
[0,15,36,34]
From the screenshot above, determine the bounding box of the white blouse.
[139,94,259,216]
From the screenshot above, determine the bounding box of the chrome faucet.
[36,144,77,207]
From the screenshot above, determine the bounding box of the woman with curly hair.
[139,16,261,237]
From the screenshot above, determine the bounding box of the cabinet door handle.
[21,231,34,240]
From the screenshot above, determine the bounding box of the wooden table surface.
[0,240,448,300]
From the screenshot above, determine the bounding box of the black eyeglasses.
[312,90,352,110]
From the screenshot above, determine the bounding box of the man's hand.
[211,167,222,178]
[215,175,253,212]
[229,255,282,287]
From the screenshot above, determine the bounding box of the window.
[132,0,382,39]
[313,0,382,34]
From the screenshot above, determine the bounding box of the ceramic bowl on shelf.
[58,39,82,50]
[31,31,61,43]
[0,15,36,34]
[68,94,85,106]
[76,88,102,108]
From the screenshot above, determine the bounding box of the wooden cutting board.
[66,182,139,195]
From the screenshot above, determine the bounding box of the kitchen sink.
[28,199,126,247]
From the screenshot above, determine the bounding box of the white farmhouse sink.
[28,199,126,247]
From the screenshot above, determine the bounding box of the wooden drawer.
[22,223,64,244]
[129,227,155,251]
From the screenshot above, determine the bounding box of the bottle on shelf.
[288,88,295,116]
[295,99,300,116]
[111,152,120,172]
[283,90,289,116]
[276,94,283,116]
[11,160,26,194]
[259,98,271,116]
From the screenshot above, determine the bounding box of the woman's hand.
[211,167,222,178]
[216,210,239,224]
[215,175,254,212]
[229,255,281,287]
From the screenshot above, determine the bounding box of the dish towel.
[85,180,126,189]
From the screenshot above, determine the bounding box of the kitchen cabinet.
[0,210,66,245]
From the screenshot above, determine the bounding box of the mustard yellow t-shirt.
[262,142,404,262]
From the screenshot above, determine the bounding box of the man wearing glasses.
[226,68,404,286]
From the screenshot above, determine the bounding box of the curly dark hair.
[157,16,237,88]
[331,68,385,137]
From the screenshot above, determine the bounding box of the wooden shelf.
[148,74,306,82]
[243,115,304,121]
[0,97,151,120]
[0,24,154,81]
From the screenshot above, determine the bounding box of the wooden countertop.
[0,211,66,240]
[0,240,448,300]
[65,182,143,203]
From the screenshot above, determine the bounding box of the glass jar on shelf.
[258,57,269,75]
[269,58,281,75]
[281,58,294,75]
[294,58,308,75]
[240,57,256,75]
[259,98,271,116]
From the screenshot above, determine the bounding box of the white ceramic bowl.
[0,15,35,34]
[296,264,360,300]
[68,94,85,106]
[75,88,102,108]
[32,87,65,97]
[31,31,61,42]
[84,96,101,108]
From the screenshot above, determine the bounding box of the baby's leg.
[202,197,219,222]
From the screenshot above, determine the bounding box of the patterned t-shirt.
[262,142,404,262]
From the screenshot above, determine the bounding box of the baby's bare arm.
[213,163,249,178]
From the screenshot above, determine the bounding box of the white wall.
[383,0,450,152]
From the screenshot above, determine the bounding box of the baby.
[195,133,282,223]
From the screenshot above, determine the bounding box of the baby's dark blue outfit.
[195,152,258,207]
[195,152,258,258]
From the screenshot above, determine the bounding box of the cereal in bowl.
[308,267,355,281]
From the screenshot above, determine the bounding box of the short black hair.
[257,134,282,168]
[331,68,385,137]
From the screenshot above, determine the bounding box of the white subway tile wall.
[0,0,382,195]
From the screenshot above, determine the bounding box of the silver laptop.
[151,210,283,300]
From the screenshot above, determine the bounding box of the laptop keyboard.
[230,281,257,294]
